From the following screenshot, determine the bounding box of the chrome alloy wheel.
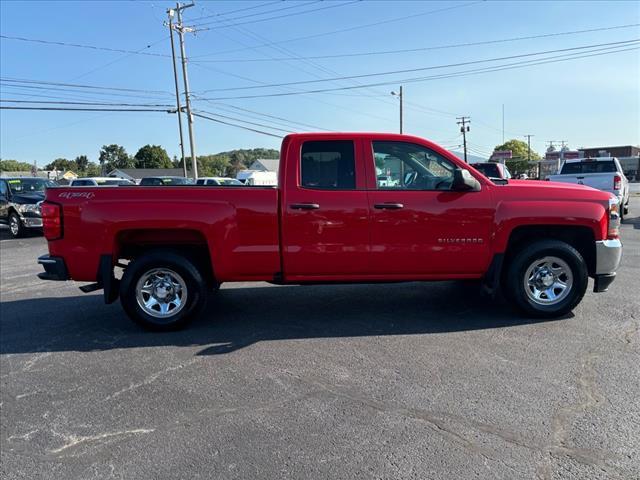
[135,268,188,319]
[9,215,20,236]
[524,256,573,306]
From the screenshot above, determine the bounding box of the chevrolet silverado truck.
[548,157,630,220]
[37,133,622,330]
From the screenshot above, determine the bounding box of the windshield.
[140,177,189,186]
[561,160,616,174]
[220,179,242,185]
[99,179,132,185]
[7,178,55,194]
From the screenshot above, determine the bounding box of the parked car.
[548,157,630,219]
[236,170,278,186]
[196,177,243,186]
[0,177,56,238]
[70,177,135,186]
[139,176,191,186]
[38,132,621,330]
[472,162,512,180]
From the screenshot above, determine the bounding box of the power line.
[196,43,639,100]
[192,111,282,138]
[191,1,483,58]
[188,0,282,22]
[189,5,397,126]
[191,23,640,63]
[194,109,293,134]
[190,1,322,27]
[193,100,332,131]
[196,39,639,93]
[0,77,173,96]
[0,99,175,107]
[0,106,172,112]
[0,34,170,58]
[192,1,360,30]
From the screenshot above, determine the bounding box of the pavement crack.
[49,428,154,454]
[102,358,199,402]
[537,351,616,479]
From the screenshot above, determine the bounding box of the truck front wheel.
[503,240,588,318]
[120,251,208,331]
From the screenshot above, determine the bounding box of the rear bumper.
[37,254,69,281]
[593,239,622,292]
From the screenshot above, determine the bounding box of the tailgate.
[550,173,614,192]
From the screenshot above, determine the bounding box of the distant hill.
[448,150,487,164]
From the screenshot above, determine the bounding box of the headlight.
[17,204,41,214]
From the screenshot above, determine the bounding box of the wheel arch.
[113,229,217,289]
[503,225,596,277]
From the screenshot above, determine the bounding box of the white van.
[236,170,277,186]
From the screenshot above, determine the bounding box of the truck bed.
[45,186,281,283]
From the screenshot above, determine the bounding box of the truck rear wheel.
[503,240,588,318]
[120,251,207,331]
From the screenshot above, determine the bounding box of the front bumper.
[593,239,622,292]
[22,217,43,228]
[37,255,69,281]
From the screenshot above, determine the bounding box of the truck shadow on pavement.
[0,281,571,356]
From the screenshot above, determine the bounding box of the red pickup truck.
[37,133,622,330]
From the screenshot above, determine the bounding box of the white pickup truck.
[548,157,630,219]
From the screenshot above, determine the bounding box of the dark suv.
[0,177,57,238]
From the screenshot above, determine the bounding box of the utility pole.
[524,134,535,178]
[175,2,198,179]
[502,103,505,143]
[391,86,403,134]
[167,8,187,177]
[524,134,534,162]
[456,116,470,163]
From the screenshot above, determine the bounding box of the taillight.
[607,196,620,239]
[613,175,621,191]
[41,202,62,240]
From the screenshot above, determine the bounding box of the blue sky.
[1,0,638,166]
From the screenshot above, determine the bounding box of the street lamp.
[390,85,403,134]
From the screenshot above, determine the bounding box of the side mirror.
[452,168,481,192]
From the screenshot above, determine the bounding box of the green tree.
[45,158,77,172]
[133,144,172,169]
[493,139,541,161]
[84,162,102,177]
[228,152,245,177]
[493,139,541,176]
[197,155,230,177]
[0,159,34,171]
[99,144,133,173]
[74,155,89,172]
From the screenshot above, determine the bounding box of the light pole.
[391,85,403,134]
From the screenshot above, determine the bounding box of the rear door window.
[301,140,356,190]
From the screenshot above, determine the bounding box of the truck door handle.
[374,203,404,209]
[290,203,320,210]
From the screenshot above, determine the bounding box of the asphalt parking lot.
[1,198,639,480]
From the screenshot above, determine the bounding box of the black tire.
[120,250,208,331]
[503,240,588,318]
[8,212,25,238]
